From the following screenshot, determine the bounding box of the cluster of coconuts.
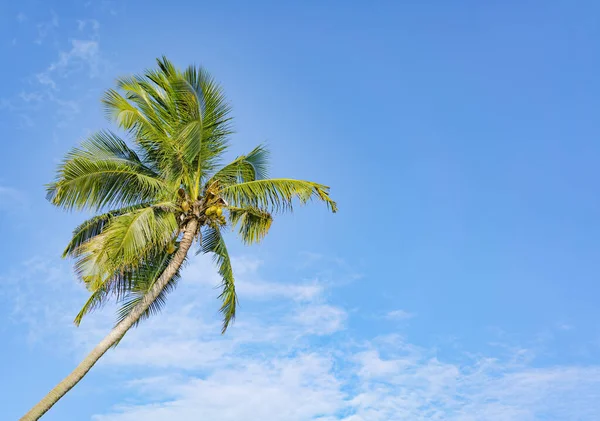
[205,205,226,225]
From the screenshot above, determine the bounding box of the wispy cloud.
[4,253,600,421]
[35,11,59,45]
[84,0,120,16]
[386,309,415,320]
[187,255,324,301]
[1,257,82,344]
[293,304,347,335]
[77,19,100,33]
[557,322,573,331]
[19,91,44,103]
[34,73,57,90]
[37,38,102,90]
[12,17,108,129]
[93,354,346,421]
[16,12,27,23]
[342,337,600,421]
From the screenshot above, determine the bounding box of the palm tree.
[20,57,336,420]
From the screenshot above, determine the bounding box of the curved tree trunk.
[20,219,199,421]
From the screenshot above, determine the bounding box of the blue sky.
[2,0,600,419]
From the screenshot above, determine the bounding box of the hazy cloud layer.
[4,254,600,421]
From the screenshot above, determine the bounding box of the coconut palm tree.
[20,57,336,420]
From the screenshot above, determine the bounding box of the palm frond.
[207,145,269,187]
[176,66,233,196]
[110,71,189,183]
[115,249,183,327]
[228,206,273,245]
[63,203,150,257]
[98,206,178,270]
[200,227,237,333]
[71,206,178,290]
[46,131,168,211]
[219,178,337,213]
[73,260,141,325]
[74,248,181,326]
[73,283,111,326]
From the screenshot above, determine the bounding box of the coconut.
[181,201,190,212]
[216,207,223,216]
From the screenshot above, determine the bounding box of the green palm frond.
[115,249,183,327]
[102,89,155,134]
[103,58,233,197]
[228,206,273,245]
[73,259,141,325]
[181,64,232,137]
[73,282,111,326]
[208,145,269,187]
[63,203,151,257]
[74,249,182,327]
[97,206,178,270]
[102,87,172,177]
[116,74,177,132]
[219,178,337,213]
[71,205,178,290]
[177,65,233,196]
[200,227,237,333]
[46,131,168,211]
[122,81,188,184]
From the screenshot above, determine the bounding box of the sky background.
[2,0,600,420]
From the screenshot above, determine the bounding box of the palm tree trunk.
[20,219,199,421]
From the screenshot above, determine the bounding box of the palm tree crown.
[47,56,337,333]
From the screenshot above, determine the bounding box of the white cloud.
[236,278,323,301]
[77,19,100,32]
[19,91,44,103]
[339,340,600,421]
[16,12,27,23]
[47,39,101,78]
[293,304,347,335]
[35,72,57,90]
[5,253,600,421]
[386,309,415,320]
[185,254,323,301]
[24,24,106,128]
[93,354,346,421]
[557,322,573,331]
[35,11,59,44]
[92,328,600,421]
[84,0,120,16]
[1,257,83,345]
[33,19,106,94]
